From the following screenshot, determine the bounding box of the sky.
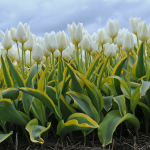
[0,0,150,40]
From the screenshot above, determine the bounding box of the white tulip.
[2,29,13,50]
[28,33,35,51]
[0,30,4,41]
[16,22,28,44]
[104,43,117,57]
[54,49,60,58]
[67,22,83,45]
[129,17,141,35]
[32,43,43,63]
[137,21,149,42]
[82,35,93,53]
[97,28,107,46]
[10,28,18,42]
[122,32,134,53]
[43,44,50,57]
[58,31,68,52]
[107,19,119,39]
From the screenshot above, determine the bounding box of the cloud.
[0,0,150,42]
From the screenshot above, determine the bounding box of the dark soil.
[1,127,150,150]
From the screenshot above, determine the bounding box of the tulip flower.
[0,30,4,41]
[137,21,149,42]
[97,28,107,46]
[2,29,13,51]
[57,31,68,52]
[129,17,141,35]
[54,49,60,58]
[67,22,83,45]
[104,43,118,57]
[10,28,18,42]
[46,31,58,53]
[107,19,119,41]
[122,32,134,53]
[16,22,28,44]
[82,35,93,53]
[32,43,44,87]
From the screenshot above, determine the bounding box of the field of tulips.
[0,17,150,149]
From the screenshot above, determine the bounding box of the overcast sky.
[0,0,150,39]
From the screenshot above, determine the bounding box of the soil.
[1,126,150,150]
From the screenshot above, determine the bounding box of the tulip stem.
[24,51,26,67]
[30,51,32,67]
[22,43,24,79]
[52,52,60,112]
[46,56,48,85]
[137,36,139,48]
[143,42,147,80]
[16,42,20,66]
[112,38,114,43]
[127,53,131,101]
[76,44,79,71]
[85,51,87,71]
[80,48,83,69]
[37,62,39,87]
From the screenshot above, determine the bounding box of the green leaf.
[0,88,19,100]
[66,63,84,94]
[0,99,28,126]
[6,55,25,87]
[103,96,113,112]
[19,87,61,121]
[46,86,76,121]
[112,57,127,95]
[131,85,141,113]
[58,57,63,83]
[97,54,111,89]
[101,76,129,97]
[0,131,13,143]
[38,67,49,91]
[26,118,51,144]
[25,64,41,88]
[132,42,146,78]
[57,113,99,141]
[1,55,13,88]
[98,110,140,147]
[76,71,103,115]
[66,91,100,123]
[85,54,101,80]
[113,95,126,117]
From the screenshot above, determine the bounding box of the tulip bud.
[10,28,18,42]
[43,44,50,57]
[58,31,68,52]
[137,21,149,42]
[104,43,118,57]
[129,17,141,35]
[2,29,13,50]
[107,19,119,39]
[28,33,35,51]
[82,35,93,53]
[32,43,43,63]
[0,30,4,41]
[46,31,58,53]
[54,49,60,58]
[16,22,28,43]
[122,32,134,53]
[96,28,107,46]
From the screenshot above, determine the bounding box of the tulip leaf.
[57,113,99,141]
[6,55,25,87]
[112,57,127,95]
[98,110,140,147]
[25,64,41,88]
[103,96,113,112]
[0,99,28,126]
[0,131,13,143]
[85,54,101,80]
[132,42,146,78]
[46,86,76,121]
[66,91,100,123]
[1,55,14,88]
[113,95,126,117]
[66,63,84,94]
[19,87,61,121]
[26,118,51,144]
[97,54,111,89]
[76,71,103,115]
[0,88,19,100]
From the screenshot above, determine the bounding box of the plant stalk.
[22,43,24,79]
